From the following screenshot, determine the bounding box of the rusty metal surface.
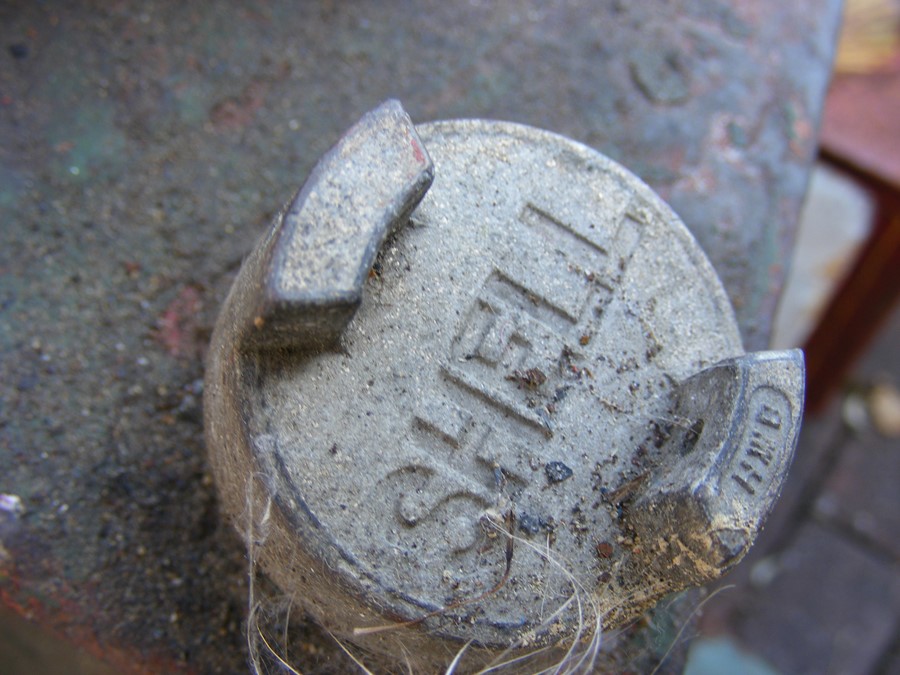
[0,1,839,673]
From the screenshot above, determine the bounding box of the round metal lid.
[205,101,803,661]
[251,118,742,637]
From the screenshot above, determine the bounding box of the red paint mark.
[209,81,268,131]
[3,557,180,673]
[122,260,141,277]
[411,137,425,164]
[2,580,194,675]
[156,286,204,358]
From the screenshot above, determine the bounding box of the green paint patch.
[49,103,127,183]
[173,82,214,126]
[0,165,25,211]
[728,121,749,148]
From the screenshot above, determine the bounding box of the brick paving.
[698,300,900,674]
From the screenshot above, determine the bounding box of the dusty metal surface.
[205,102,804,671]
[0,1,839,673]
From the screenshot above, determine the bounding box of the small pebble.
[545,461,573,484]
[519,512,544,534]
[0,494,24,515]
[869,382,900,438]
[596,541,614,558]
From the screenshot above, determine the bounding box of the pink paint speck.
[411,138,425,164]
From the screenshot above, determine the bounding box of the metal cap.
[204,100,804,667]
